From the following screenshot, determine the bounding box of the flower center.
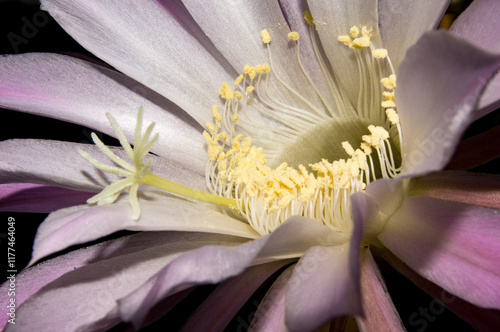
[204,16,402,236]
[79,14,403,237]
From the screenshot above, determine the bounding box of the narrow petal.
[378,196,500,309]
[29,198,260,265]
[0,183,91,213]
[40,0,233,126]
[118,218,347,328]
[0,53,207,173]
[2,232,246,332]
[355,249,405,332]
[307,0,381,106]
[445,125,500,170]
[181,261,289,332]
[396,31,500,176]
[409,171,500,209]
[249,265,294,332]
[0,139,206,192]
[378,0,449,70]
[380,247,500,332]
[450,0,500,118]
[284,244,362,332]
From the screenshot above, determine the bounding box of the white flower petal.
[40,0,234,125]
[0,53,207,174]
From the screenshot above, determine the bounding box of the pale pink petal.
[307,0,381,106]
[0,183,91,213]
[40,0,233,126]
[284,244,362,332]
[181,261,289,331]
[0,139,206,192]
[249,265,294,332]
[118,218,347,329]
[450,0,500,118]
[378,0,449,70]
[410,170,500,209]
[1,232,245,332]
[380,247,500,332]
[396,31,500,176]
[379,196,500,309]
[29,198,259,265]
[355,249,405,332]
[0,53,207,173]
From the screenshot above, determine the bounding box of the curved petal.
[396,31,500,176]
[0,53,207,173]
[29,197,259,265]
[3,232,246,332]
[409,171,500,209]
[355,249,405,332]
[0,183,91,213]
[182,0,326,111]
[40,0,233,126]
[0,139,206,192]
[118,218,347,328]
[450,0,500,118]
[378,196,500,309]
[181,261,289,332]
[284,244,362,332]
[249,265,294,332]
[307,0,381,106]
[378,0,449,70]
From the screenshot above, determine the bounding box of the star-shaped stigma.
[78,107,158,219]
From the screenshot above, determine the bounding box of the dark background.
[0,0,494,331]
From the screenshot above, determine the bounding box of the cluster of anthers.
[80,12,402,237]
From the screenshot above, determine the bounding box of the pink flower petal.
[29,198,259,265]
[249,265,294,332]
[40,0,233,126]
[397,31,500,177]
[181,261,289,331]
[0,183,91,213]
[450,0,500,118]
[1,231,241,331]
[380,247,500,332]
[410,171,500,209]
[379,196,500,309]
[118,218,347,329]
[0,53,207,174]
[355,249,405,332]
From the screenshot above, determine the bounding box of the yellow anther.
[232,113,239,123]
[303,11,315,26]
[350,26,359,39]
[234,75,244,86]
[342,141,355,156]
[246,86,255,94]
[262,64,271,73]
[261,29,271,44]
[208,144,222,161]
[381,74,397,90]
[338,35,352,46]
[361,142,372,155]
[351,36,370,48]
[219,82,234,100]
[212,105,222,124]
[386,108,400,125]
[381,99,396,108]
[202,131,212,144]
[206,123,216,135]
[372,48,388,59]
[235,91,242,100]
[288,32,300,41]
